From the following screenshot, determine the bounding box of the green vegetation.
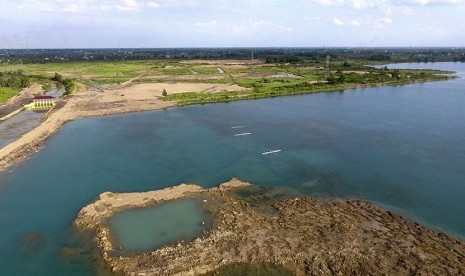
[52,72,76,95]
[0,70,31,89]
[163,65,453,106]
[62,79,77,95]
[0,70,33,104]
[265,55,304,63]
[42,83,52,92]
[0,58,455,106]
[0,86,20,104]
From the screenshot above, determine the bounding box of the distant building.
[24,95,56,110]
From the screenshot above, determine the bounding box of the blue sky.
[0,0,464,48]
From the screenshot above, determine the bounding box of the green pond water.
[0,62,464,275]
[109,199,211,252]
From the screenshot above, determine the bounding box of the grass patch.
[0,86,20,104]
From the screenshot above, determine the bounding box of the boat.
[234,132,252,137]
[231,125,245,129]
[262,149,281,155]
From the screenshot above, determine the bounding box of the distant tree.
[392,69,400,80]
[326,76,336,85]
[162,89,167,96]
[52,72,63,82]
[338,73,346,83]
[343,61,351,67]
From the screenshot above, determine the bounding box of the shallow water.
[0,62,464,275]
[109,199,211,252]
[0,110,43,148]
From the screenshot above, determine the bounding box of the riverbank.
[0,85,176,171]
[74,179,465,275]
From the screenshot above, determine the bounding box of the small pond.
[109,199,211,252]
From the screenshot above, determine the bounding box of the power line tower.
[325,54,330,78]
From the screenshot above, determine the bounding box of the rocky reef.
[74,178,465,275]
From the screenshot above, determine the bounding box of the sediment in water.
[74,178,465,275]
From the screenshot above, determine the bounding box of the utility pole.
[325,54,330,78]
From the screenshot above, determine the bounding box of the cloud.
[393,0,464,5]
[115,0,141,12]
[194,20,218,27]
[370,17,392,28]
[147,1,160,8]
[334,16,393,28]
[304,0,344,6]
[278,26,294,32]
[333,17,345,26]
[402,6,414,15]
[351,0,367,9]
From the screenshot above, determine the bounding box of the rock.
[74,179,465,276]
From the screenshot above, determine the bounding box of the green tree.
[52,72,63,82]
[162,89,167,96]
[392,69,400,80]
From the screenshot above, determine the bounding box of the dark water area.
[0,63,464,275]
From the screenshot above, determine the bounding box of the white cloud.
[194,20,218,27]
[369,17,393,28]
[333,16,392,28]
[393,0,464,5]
[147,1,160,8]
[403,6,414,14]
[249,20,270,27]
[278,25,294,32]
[304,0,344,6]
[352,0,367,9]
[115,0,141,12]
[333,17,345,25]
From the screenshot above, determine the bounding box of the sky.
[0,0,464,48]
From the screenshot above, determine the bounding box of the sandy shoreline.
[74,179,465,275]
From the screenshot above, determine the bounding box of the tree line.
[0,70,31,89]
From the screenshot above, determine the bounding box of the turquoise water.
[0,62,464,275]
[109,199,210,252]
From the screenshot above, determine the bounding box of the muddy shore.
[74,179,465,275]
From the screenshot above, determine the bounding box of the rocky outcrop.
[74,179,465,275]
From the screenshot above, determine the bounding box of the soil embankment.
[74,179,465,276]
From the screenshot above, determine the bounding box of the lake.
[0,62,464,275]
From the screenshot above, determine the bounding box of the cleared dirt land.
[111,82,247,99]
